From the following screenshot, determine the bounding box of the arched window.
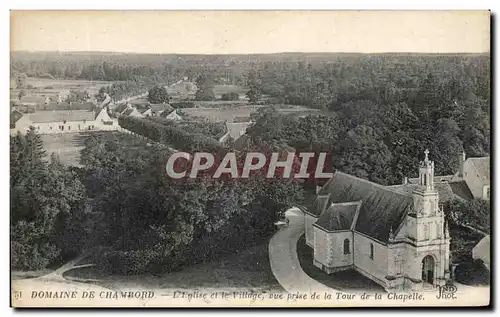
[369,243,374,260]
[343,239,350,255]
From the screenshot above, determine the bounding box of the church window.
[343,239,350,255]
[423,174,427,186]
[369,243,374,259]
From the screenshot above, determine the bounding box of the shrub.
[96,250,157,275]
[455,259,490,286]
[171,101,195,109]
[221,92,240,101]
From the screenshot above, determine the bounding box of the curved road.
[269,207,333,293]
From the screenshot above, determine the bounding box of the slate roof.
[114,104,128,114]
[298,192,329,217]
[315,202,359,232]
[39,102,95,111]
[408,174,454,184]
[27,110,97,123]
[389,182,456,203]
[319,171,414,242]
[10,110,23,127]
[122,108,135,116]
[448,180,475,201]
[468,157,490,184]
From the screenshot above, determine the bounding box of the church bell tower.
[413,149,440,217]
[406,149,450,289]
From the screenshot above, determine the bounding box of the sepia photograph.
[9,10,491,308]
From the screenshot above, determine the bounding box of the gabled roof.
[10,110,23,127]
[27,110,96,123]
[115,103,129,114]
[315,202,359,232]
[319,171,413,242]
[226,122,251,140]
[468,157,490,184]
[122,108,135,116]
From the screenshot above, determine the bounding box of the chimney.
[458,151,466,178]
[403,176,408,185]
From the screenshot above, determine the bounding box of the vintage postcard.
[10,10,491,308]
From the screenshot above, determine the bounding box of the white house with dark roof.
[10,107,118,135]
[304,150,451,292]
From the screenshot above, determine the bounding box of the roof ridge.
[335,171,412,197]
[329,201,362,207]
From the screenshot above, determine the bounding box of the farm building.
[304,150,452,292]
[114,104,144,118]
[10,107,118,135]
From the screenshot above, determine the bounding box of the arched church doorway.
[421,255,435,285]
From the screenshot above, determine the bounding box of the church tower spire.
[418,149,435,192]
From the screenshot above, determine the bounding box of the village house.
[403,152,490,201]
[114,103,144,118]
[218,121,252,145]
[160,108,182,121]
[10,107,118,135]
[303,150,453,292]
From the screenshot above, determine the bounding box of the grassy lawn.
[63,241,283,292]
[41,133,89,167]
[296,235,386,293]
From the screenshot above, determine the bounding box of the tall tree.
[148,85,169,104]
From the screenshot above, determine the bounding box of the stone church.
[303,150,453,292]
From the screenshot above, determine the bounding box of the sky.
[10,11,490,54]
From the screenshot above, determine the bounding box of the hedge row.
[118,116,224,153]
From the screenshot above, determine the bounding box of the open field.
[167,83,249,101]
[181,105,322,122]
[26,77,114,95]
[11,77,115,104]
